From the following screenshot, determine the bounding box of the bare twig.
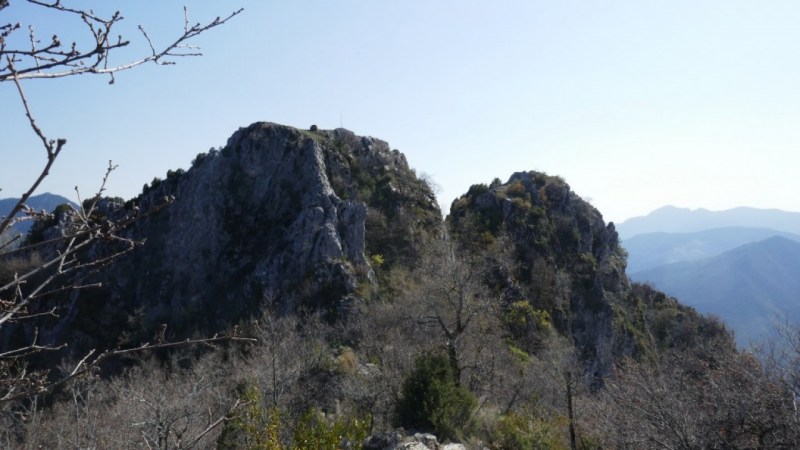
[0,57,66,235]
[187,398,242,448]
[0,4,243,81]
[0,196,171,326]
[1,1,243,407]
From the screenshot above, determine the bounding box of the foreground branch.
[0,3,243,82]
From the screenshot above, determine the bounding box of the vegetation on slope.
[4,166,797,449]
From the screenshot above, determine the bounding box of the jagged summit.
[447,171,627,376]
[447,171,726,376]
[14,124,728,381]
[25,122,441,350]
[1,125,759,448]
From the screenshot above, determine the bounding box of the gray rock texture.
[31,123,441,350]
[448,171,630,378]
[11,123,720,391]
[363,431,471,450]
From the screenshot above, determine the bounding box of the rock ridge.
[29,122,441,349]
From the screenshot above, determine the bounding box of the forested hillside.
[5,0,800,447]
[4,124,798,449]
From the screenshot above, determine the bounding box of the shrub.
[505,181,527,198]
[466,183,489,198]
[505,301,552,333]
[369,253,385,267]
[335,346,359,374]
[217,384,283,450]
[504,301,554,353]
[218,384,370,450]
[493,410,567,450]
[395,353,477,439]
[192,150,209,165]
[292,410,370,450]
[166,168,185,180]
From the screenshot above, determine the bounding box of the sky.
[3,1,800,224]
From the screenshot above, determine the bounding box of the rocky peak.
[29,122,441,350]
[448,171,629,377]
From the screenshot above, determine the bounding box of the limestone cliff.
[447,171,724,378]
[37,123,440,348]
[14,125,726,377]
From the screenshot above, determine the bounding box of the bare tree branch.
[1,2,244,407]
[0,3,243,82]
[0,57,65,235]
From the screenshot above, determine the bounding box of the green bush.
[292,410,370,450]
[493,410,567,450]
[504,301,553,350]
[395,353,477,439]
[466,183,489,198]
[505,181,527,198]
[369,253,385,267]
[217,385,283,450]
[218,384,370,450]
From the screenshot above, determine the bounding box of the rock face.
[446,171,734,380]
[363,432,470,450]
[448,172,630,377]
[34,123,441,349]
[12,124,727,381]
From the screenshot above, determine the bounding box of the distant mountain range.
[631,236,800,346]
[0,193,75,235]
[624,227,800,273]
[620,206,800,346]
[617,206,800,239]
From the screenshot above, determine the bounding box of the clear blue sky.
[3,1,800,223]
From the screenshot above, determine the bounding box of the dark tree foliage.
[395,352,476,439]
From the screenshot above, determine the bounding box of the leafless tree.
[585,336,800,449]
[245,308,329,416]
[412,237,500,386]
[0,1,244,404]
[6,351,241,449]
[757,318,800,403]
